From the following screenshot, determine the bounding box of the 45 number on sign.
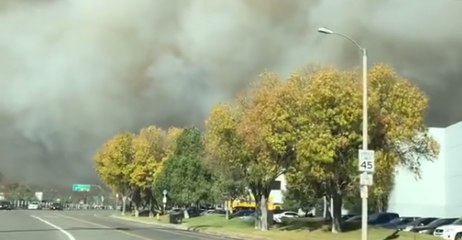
[358,150,375,173]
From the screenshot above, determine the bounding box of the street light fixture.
[318,27,372,240]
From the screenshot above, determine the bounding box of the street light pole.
[361,47,368,240]
[318,27,370,240]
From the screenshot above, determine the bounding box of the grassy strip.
[115,213,440,240]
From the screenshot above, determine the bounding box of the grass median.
[116,213,440,240]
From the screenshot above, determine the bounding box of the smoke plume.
[0,0,460,187]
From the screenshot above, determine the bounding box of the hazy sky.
[0,0,460,186]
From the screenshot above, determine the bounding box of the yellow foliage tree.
[290,65,438,232]
[94,132,134,215]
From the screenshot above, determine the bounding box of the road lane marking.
[31,215,76,240]
[56,213,214,240]
[53,214,155,240]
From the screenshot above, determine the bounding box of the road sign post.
[359,149,375,240]
[162,190,167,214]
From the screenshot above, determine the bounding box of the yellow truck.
[225,195,282,211]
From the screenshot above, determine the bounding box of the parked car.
[273,211,299,223]
[402,217,439,232]
[368,212,400,225]
[28,201,42,210]
[342,214,357,221]
[411,218,458,235]
[0,200,12,210]
[377,217,420,230]
[433,218,462,239]
[232,209,255,217]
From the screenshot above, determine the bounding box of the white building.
[269,174,287,204]
[388,121,462,217]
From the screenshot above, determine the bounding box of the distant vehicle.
[232,209,254,218]
[273,211,299,223]
[368,212,400,225]
[402,217,439,232]
[377,217,420,230]
[433,218,462,238]
[0,200,12,210]
[50,202,63,211]
[28,201,42,210]
[344,212,400,228]
[411,218,458,234]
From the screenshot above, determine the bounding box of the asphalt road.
[0,209,239,240]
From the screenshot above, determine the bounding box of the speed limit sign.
[358,150,375,173]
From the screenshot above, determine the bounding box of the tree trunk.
[331,191,343,233]
[121,196,127,216]
[225,199,232,220]
[260,195,269,231]
[254,196,262,230]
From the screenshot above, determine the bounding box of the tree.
[94,132,134,215]
[237,72,305,230]
[205,72,302,231]
[154,127,213,209]
[204,103,248,219]
[130,126,166,217]
[291,65,438,232]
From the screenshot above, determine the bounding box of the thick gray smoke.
[0,0,460,187]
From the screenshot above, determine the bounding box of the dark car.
[0,200,12,210]
[50,202,63,210]
[232,209,255,217]
[402,217,439,231]
[368,212,400,225]
[377,217,420,229]
[411,218,458,234]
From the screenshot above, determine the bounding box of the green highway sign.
[72,184,91,192]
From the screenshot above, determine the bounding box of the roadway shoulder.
[111,215,269,240]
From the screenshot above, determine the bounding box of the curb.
[110,214,188,230]
[111,215,270,240]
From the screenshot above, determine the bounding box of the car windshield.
[452,219,462,225]
[418,218,437,225]
[430,218,457,227]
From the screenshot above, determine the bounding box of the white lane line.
[31,215,76,240]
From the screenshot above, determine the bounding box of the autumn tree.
[130,126,166,217]
[204,72,303,230]
[94,132,134,215]
[236,72,306,231]
[204,104,248,219]
[288,65,438,232]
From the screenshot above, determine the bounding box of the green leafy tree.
[154,127,213,208]
[94,132,134,215]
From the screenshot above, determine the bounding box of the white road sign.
[358,150,375,173]
[360,172,373,186]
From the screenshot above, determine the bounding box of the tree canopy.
[93,64,437,233]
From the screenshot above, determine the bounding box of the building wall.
[388,127,447,217]
[444,122,462,217]
[269,174,287,204]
